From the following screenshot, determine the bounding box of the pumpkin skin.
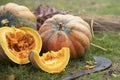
[0,27,42,64]
[39,14,92,58]
[1,3,36,22]
[29,47,70,73]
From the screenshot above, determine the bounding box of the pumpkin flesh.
[29,47,70,73]
[6,30,35,59]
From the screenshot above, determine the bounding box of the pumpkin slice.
[29,47,70,73]
[0,27,42,64]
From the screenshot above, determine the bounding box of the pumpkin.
[0,3,36,22]
[0,6,36,29]
[0,27,42,64]
[29,47,70,73]
[39,14,92,58]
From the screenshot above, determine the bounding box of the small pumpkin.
[29,47,70,73]
[0,27,42,64]
[0,3,36,22]
[39,14,92,58]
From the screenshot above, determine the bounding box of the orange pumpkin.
[39,14,92,58]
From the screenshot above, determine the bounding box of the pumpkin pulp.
[6,29,35,59]
[42,50,64,65]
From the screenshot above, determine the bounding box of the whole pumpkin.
[0,27,42,64]
[39,14,92,58]
[0,3,36,22]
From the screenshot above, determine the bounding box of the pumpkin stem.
[90,18,95,38]
[90,43,107,51]
[59,23,64,30]
[1,19,9,26]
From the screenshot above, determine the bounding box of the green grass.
[0,33,120,80]
[0,0,120,80]
[1,0,120,16]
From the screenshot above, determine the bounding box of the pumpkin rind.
[39,14,92,58]
[0,27,42,64]
[29,47,70,73]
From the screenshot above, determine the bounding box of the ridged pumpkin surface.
[0,27,42,64]
[0,3,36,29]
[3,3,36,22]
[39,14,92,58]
[0,3,36,22]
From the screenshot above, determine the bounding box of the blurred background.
[1,0,120,16]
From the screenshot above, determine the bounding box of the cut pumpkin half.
[0,27,42,64]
